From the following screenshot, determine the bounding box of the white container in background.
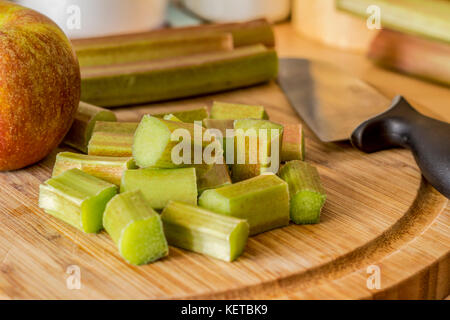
[182,0,291,23]
[15,0,169,39]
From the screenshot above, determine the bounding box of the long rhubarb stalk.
[72,19,275,53]
[75,33,233,68]
[368,29,450,86]
[336,0,450,44]
[81,45,278,107]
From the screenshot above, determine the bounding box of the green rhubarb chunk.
[279,161,326,224]
[211,101,269,120]
[64,102,117,153]
[154,107,209,123]
[87,109,208,158]
[103,190,169,265]
[204,119,235,164]
[88,121,138,157]
[281,124,305,162]
[203,119,234,133]
[161,201,249,261]
[132,115,219,176]
[53,152,136,186]
[197,163,231,194]
[163,114,183,122]
[39,168,117,233]
[80,45,278,107]
[232,119,284,181]
[133,115,191,168]
[198,174,289,235]
[120,167,198,210]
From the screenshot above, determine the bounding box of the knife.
[278,58,450,199]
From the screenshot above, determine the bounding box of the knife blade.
[277,57,450,198]
[278,58,390,142]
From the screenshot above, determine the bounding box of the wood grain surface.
[0,24,448,300]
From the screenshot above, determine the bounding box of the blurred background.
[12,0,450,87]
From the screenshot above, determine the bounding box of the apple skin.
[0,1,80,171]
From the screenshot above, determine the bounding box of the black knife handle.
[351,95,450,199]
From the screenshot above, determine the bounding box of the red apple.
[0,1,80,170]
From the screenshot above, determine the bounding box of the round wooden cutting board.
[0,81,448,300]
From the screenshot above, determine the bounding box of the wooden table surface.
[0,23,448,300]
